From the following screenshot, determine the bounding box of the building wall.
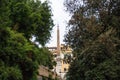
[48,44,72,79]
[38,66,57,79]
[61,60,69,73]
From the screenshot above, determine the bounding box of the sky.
[41,0,71,47]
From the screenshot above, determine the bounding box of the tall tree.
[64,0,120,79]
[9,0,53,45]
[0,0,54,80]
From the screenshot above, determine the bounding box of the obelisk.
[57,25,60,56]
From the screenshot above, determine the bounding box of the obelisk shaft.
[57,25,60,56]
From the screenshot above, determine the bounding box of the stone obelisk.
[57,25,60,56]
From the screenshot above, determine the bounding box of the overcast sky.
[42,0,71,47]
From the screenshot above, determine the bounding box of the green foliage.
[0,0,54,80]
[0,63,22,80]
[67,42,119,80]
[64,0,120,80]
[0,0,11,28]
[0,28,39,80]
[8,0,53,45]
[39,48,56,69]
[29,1,54,45]
[63,54,72,64]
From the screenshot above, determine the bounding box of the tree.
[64,0,120,79]
[39,48,56,69]
[9,0,53,45]
[0,0,54,80]
[0,0,11,28]
[0,28,38,80]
